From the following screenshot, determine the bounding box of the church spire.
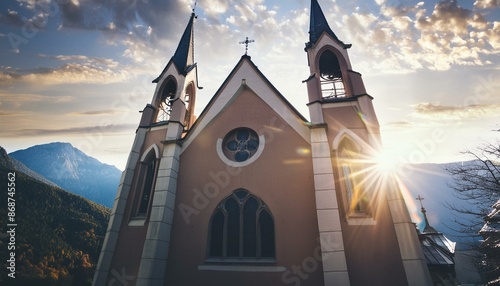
[306,0,350,50]
[416,195,437,233]
[172,12,196,75]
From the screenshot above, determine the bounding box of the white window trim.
[128,217,146,226]
[347,216,377,226]
[140,144,160,162]
[216,135,265,167]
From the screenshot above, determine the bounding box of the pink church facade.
[93,1,432,285]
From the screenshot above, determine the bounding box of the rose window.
[222,128,260,162]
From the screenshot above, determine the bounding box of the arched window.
[134,147,159,217]
[156,78,177,122]
[183,82,196,130]
[208,189,275,259]
[338,139,368,215]
[319,50,346,98]
[138,159,156,215]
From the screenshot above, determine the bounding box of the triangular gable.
[181,55,310,152]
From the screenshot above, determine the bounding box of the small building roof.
[416,196,456,267]
[421,237,455,266]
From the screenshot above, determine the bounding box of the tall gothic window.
[208,189,275,259]
[138,159,156,215]
[134,149,158,217]
[339,139,368,215]
[319,50,346,98]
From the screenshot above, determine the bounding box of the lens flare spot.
[296,148,310,155]
[374,150,399,175]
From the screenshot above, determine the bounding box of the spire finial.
[416,195,433,231]
[416,195,425,209]
[239,37,255,55]
[190,0,199,19]
[192,0,197,14]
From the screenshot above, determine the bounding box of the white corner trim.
[216,135,265,167]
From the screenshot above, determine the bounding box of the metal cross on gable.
[239,37,255,55]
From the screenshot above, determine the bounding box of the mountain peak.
[0,146,14,170]
[9,142,121,207]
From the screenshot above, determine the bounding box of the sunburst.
[339,143,431,227]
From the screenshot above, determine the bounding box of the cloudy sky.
[0,0,499,170]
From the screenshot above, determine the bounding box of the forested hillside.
[0,147,110,285]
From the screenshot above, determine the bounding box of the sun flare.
[373,150,401,175]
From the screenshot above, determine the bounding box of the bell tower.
[143,11,199,135]
[304,1,433,285]
[93,11,200,286]
[304,0,368,125]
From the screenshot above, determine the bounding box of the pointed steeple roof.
[172,12,195,75]
[306,0,350,50]
[420,205,438,234]
[153,12,196,82]
[416,195,456,265]
[416,195,437,233]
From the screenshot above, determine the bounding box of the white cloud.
[5,0,498,77]
[16,0,50,10]
[234,4,258,22]
[202,0,231,17]
[7,124,137,137]
[0,61,131,86]
[474,0,500,9]
[36,54,120,69]
[413,102,500,120]
[0,91,74,108]
[337,0,499,73]
[486,21,500,49]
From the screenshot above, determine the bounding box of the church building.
[93,1,433,285]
